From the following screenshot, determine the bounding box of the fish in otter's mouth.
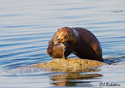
[46,42,65,58]
[46,42,73,58]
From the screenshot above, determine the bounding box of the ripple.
[0,0,125,87]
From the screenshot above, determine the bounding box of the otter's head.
[47,27,77,58]
[50,27,78,46]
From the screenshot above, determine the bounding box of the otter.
[46,27,103,62]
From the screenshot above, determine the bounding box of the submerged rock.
[33,58,106,72]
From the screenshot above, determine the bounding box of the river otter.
[47,27,103,62]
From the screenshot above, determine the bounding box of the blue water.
[0,0,125,87]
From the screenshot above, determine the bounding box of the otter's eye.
[65,34,69,39]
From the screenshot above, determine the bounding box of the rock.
[33,58,106,72]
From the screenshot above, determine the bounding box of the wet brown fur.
[47,27,104,62]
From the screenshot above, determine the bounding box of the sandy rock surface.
[32,58,106,72]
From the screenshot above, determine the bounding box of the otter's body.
[47,27,103,62]
[72,27,103,61]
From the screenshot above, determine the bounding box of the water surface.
[0,0,125,87]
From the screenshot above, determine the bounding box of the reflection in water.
[50,68,102,87]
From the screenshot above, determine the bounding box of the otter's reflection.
[50,68,102,87]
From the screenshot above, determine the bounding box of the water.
[0,0,125,87]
